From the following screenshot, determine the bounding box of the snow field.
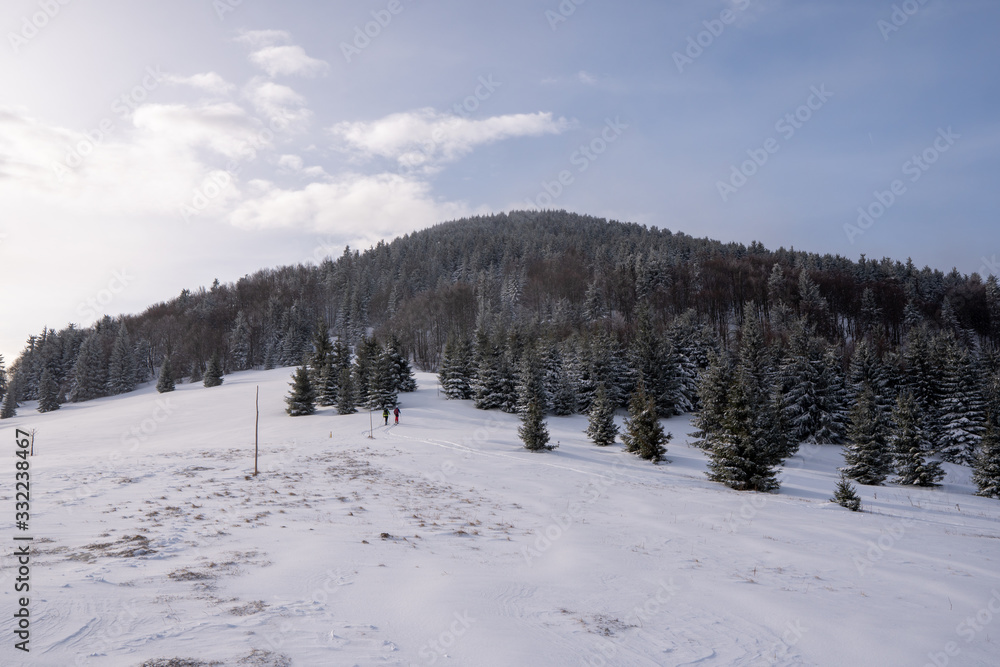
[1,369,998,666]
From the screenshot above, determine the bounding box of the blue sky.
[1,0,997,362]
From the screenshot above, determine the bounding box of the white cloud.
[234,29,290,48]
[244,79,312,131]
[330,108,572,173]
[132,102,261,160]
[228,172,477,239]
[165,72,236,96]
[577,70,598,85]
[249,45,329,77]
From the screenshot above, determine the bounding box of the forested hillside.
[3,210,999,481]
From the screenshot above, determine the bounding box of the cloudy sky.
[1,0,997,363]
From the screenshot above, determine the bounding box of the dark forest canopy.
[3,209,999,410]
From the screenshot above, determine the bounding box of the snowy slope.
[1,370,999,666]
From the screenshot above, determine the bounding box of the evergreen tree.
[106,324,137,395]
[691,350,733,449]
[0,379,16,419]
[440,334,474,400]
[972,420,1000,498]
[622,379,670,463]
[190,360,203,384]
[308,320,333,386]
[352,336,380,408]
[317,358,339,407]
[156,358,175,394]
[832,474,862,511]
[386,336,417,393]
[891,393,944,486]
[939,346,986,464]
[369,348,399,410]
[228,310,252,371]
[630,306,678,417]
[336,366,357,414]
[286,365,316,416]
[0,354,7,406]
[70,333,106,402]
[37,368,60,413]
[203,353,224,388]
[585,382,618,447]
[848,341,893,418]
[518,370,553,451]
[473,328,504,410]
[705,365,782,492]
[841,387,892,485]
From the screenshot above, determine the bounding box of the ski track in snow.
[1,369,999,666]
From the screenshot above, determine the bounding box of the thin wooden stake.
[254,385,259,476]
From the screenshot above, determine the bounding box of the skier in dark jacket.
[393,407,400,424]
[382,408,389,425]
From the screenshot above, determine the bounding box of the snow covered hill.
[2,370,998,666]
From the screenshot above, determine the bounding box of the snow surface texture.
[2,370,998,666]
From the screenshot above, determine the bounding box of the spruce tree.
[203,353,224,388]
[972,420,1000,498]
[891,392,944,486]
[841,387,892,485]
[369,348,399,411]
[473,328,504,410]
[387,336,417,392]
[70,333,106,402]
[586,382,618,447]
[286,365,316,416]
[691,350,732,449]
[518,391,553,452]
[622,379,670,463]
[156,358,175,394]
[308,320,333,386]
[440,334,474,400]
[0,380,16,419]
[336,366,357,415]
[190,360,203,383]
[939,346,986,465]
[106,324,137,395]
[832,475,862,511]
[228,310,252,371]
[0,354,7,406]
[705,366,781,492]
[37,368,60,413]
[517,354,553,451]
[317,359,339,407]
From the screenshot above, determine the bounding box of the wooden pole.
[30,429,35,457]
[369,406,374,439]
[254,386,259,476]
